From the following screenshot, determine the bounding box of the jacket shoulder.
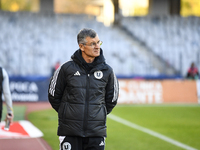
[104,63,114,73]
[61,60,74,70]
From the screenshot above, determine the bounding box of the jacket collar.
[71,48,106,72]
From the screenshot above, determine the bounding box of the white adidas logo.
[74,71,81,76]
[99,141,105,146]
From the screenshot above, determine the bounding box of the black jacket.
[48,49,119,137]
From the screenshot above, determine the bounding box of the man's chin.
[95,53,100,57]
[93,51,100,57]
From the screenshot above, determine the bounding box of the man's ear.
[79,44,84,51]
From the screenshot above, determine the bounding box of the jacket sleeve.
[105,70,119,114]
[2,68,13,114]
[48,66,66,112]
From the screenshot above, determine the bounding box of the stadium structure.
[0,2,199,150]
[0,0,199,77]
[0,0,200,103]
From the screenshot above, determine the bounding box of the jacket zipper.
[83,73,90,136]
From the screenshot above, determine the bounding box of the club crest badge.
[94,71,103,79]
[63,142,71,150]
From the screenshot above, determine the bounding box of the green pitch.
[28,104,200,150]
[2,104,26,121]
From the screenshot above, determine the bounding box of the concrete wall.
[40,0,54,13]
[148,0,180,16]
[149,0,170,16]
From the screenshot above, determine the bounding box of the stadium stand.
[1,11,199,77]
[121,16,200,77]
[0,11,159,77]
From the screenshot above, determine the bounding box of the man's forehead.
[86,35,99,42]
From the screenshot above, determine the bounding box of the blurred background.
[1,2,199,149]
[0,0,199,78]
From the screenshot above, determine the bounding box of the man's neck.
[85,58,94,63]
[82,53,95,63]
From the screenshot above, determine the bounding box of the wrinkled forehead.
[85,34,100,43]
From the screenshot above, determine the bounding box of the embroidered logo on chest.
[94,71,103,79]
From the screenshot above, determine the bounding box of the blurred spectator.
[51,61,60,76]
[186,62,199,80]
[0,67,14,123]
[54,61,61,70]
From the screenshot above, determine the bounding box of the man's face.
[80,35,101,59]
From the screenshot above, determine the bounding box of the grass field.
[2,104,26,121]
[28,104,200,150]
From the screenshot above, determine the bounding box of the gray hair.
[77,28,97,44]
